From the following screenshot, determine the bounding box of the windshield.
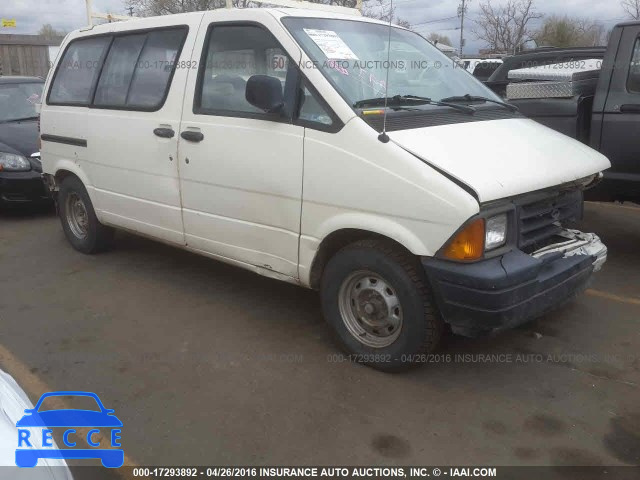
[0,82,43,122]
[282,18,501,109]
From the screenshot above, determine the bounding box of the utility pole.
[86,0,93,26]
[457,0,469,57]
[127,6,134,16]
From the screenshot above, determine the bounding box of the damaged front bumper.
[530,229,607,272]
[422,229,606,337]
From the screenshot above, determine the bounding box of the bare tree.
[621,0,640,20]
[125,0,409,26]
[38,24,67,39]
[361,0,410,27]
[473,0,543,54]
[534,15,605,47]
[575,18,606,46]
[427,33,453,46]
[125,1,246,15]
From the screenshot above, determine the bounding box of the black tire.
[58,175,114,254]
[320,239,444,372]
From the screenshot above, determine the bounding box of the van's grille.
[516,189,583,253]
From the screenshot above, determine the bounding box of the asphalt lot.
[0,201,638,471]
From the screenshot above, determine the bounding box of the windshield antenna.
[378,0,394,144]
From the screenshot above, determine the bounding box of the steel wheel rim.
[338,270,403,348]
[65,192,89,240]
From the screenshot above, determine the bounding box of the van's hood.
[389,118,611,203]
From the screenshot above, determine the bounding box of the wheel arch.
[51,161,98,206]
[52,161,91,187]
[308,228,421,290]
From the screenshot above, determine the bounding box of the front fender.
[298,211,460,288]
[318,212,433,255]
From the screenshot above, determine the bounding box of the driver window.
[298,85,333,127]
[196,25,291,115]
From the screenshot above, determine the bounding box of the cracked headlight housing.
[0,152,31,172]
[485,213,508,251]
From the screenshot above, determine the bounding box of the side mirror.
[246,75,284,114]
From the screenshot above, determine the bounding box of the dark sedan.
[0,76,51,207]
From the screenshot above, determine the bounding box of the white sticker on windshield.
[303,29,359,60]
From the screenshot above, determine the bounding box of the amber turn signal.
[442,218,485,261]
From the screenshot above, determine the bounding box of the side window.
[94,28,186,110]
[196,25,290,115]
[628,38,640,93]
[297,85,333,127]
[48,37,111,105]
[127,29,186,108]
[94,34,146,107]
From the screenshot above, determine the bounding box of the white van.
[40,6,609,371]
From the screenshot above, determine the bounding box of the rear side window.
[94,34,146,107]
[627,38,640,93]
[126,29,187,108]
[50,27,187,110]
[48,37,110,105]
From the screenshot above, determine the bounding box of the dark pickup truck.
[485,22,640,203]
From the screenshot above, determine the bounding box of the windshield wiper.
[354,95,476,114]
[440,94,518,112]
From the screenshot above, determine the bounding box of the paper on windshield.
[303,29,359,60]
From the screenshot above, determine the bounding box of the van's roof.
[79,7,390,36]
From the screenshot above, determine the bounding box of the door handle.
[153,127,175,138]
[181,131,204,142]
[620,104,640,113]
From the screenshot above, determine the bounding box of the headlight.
[485,213,508,250]
[0,152,31,172]
[442,212,509,261]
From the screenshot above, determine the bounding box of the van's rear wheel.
[320,239,444,372]
[58,176,114,254]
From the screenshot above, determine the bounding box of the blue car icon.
[15,391,124,468]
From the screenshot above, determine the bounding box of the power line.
[411,15,459,27]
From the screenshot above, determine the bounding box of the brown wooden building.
[0,34,64,78]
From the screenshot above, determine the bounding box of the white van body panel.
[40,106,94,189]
[177,9,306,278]
[390,118,612,203]
[298,119,479,286]
[41,12,206,245]
[178,117,304,277]
[88,14,204,245]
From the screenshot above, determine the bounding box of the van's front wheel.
[321,239,444,372]
[58,176,114,254]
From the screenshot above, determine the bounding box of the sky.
[0,0,635,54]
